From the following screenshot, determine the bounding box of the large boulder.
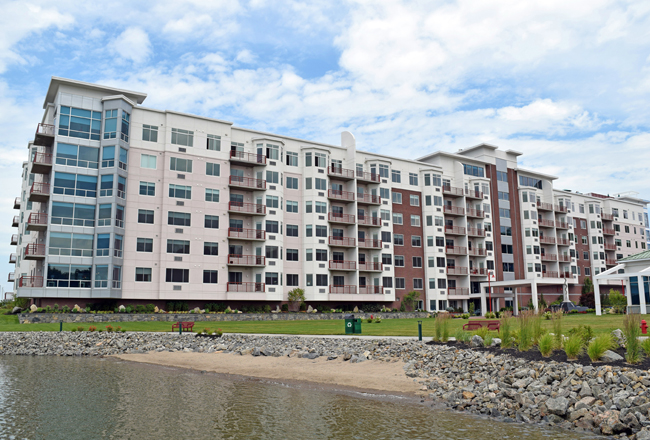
[470,335,484,347]
[601,350,624,362]
[30,304,38,312]
[546,396,569,416]
[612,329,626,347]
[598,410,626,435]
[11,307,22,314]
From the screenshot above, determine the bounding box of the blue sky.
[1,0,650,293]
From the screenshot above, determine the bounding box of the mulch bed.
[426,340,650,369]
[195,334,223,339]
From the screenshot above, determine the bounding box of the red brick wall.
[486,164,503,281]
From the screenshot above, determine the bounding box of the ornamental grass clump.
[500,312,513,349]
[538,333,554,357]
[484,334,494,347]
[623,314,642,364]
[532,314,546,344]
[517,310,534,351]
[641,338,650,357]
[434,313,450,342]
[473,326,489,339]
[454,328,470,344]
[587,334,614,361]
[552,311,563,349]
[564,334,584,360]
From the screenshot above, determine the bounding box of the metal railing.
[467,227,485,236]
[27,212,48,226]
[359,285,383,294]
[327,189,355,201]
[443,205,465,215]
[227,282,266,292]
[358,238,382,248]
[229,176,266,190]
[359,262,382,271]
[537,201,553,211]
[228,228,266,240]
[358,194,381,204]
[539,236,556,244]
[541,271,559,278]
[329,260,356,270]
[446,266,468,275]
[448,288,469,296]
[229,150,266,165]
[24,243,46,257]
[328,213,355,223]
[445,246,467,255]
[468,248,486,256]
[328,236,356,246]
[356,170,380,182]
[30,182,50,196]
[357,215,380,226]
[442,185,464,196]
[465,189,483,199]
[466,208,484,218]
[228,202,266,215]
[227,255,266,265]
[444,226,466,235]
[541,254,557,261]
[329,285,357,294]
[19,276,43,288]
[604,243,617,251]
[328,165,355,179]
[470,268,487,275]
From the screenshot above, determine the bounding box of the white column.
[625,279,633,312]
[513,288,519,316]
[594,276,601,316]
[480,285,487,316]
[639,276,647,315]
[531,282,539,313]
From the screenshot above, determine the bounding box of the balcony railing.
[328,165,355,180]
[442,185,464,197]
[604,243,617,251]
[538,219,554,228]
[13,197,20,209]
[467,228,485,237]
[356,170,380,182]
[470,268,487,276]
[358,238,382,248]
[465,189,483,199]
[328,236,356,247]
[8,273,14,282]
[227,202,266,215]
[229,150,266,165]
[555,205,569,213]
[541,271,559,278]
[358,194,381,204]
[445,246,467,255]
[328,213,355,224]
[539,236,556,244]
[537,201,553,211]
[359,285,383,295]
[226,282,265,292]
[12,216,18,227]
[27,213,48,226]
[359,262,383,271]
[19,275,43,288]
[444,226,466,235]
[466,208,484,218]
[10,234,18,245]
[558,255,571,262]
[448,288,469,296]
[446,266,468,275]
[329,285,357,294]
[603,228,615,235]
[559,272,573,278]
[327,189,355,202]
[602,213,614,221]
[605,259,617,266]
[556,222,569,229]
[30,182,50,199]
[228,176,266,190]
[227,254,266,266]
[25,243,46,258]
[329,260,356,270]
[468,248,486,256]
[32,151,53,174]
[541,254,557,261]
[443,205,465,216]
[9,253,16,264]
[556,238,570,246]
[34,124,55,147]
[228,228,266,240]
[357,215,380,226]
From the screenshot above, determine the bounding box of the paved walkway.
[206,332,433,342]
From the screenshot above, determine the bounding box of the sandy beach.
[115,351,425,396]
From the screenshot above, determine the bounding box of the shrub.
[399,301,406,312]
[263,305,271,313]
[145,304,156,313]
[542,311,551,320]
[484,334,493,347]
[53,303,60,312]
[44,306,52,313]
[125,306,133,314]
[552,311,563,349]
[473,326,489,339]
[367,317,373,323]
[373,317,381,323]
[215,328,223,336]
[623,314,642,364]
[202,327,211,334]
[587,334,614,361]
[135,305,146,314]
[538,333,554,357]
[281,303,289,312]
[500,312,513,349]
[641,338,650,357]
[434,313,450,342]
[116,326,122,332]
[461,313,470,319]
[62,305,71,313]
[404,291,421,311]
[564,334,583,360]
[77,326,84,331]
[288,288,306,311]
[299,301,307,312]
[454,328,470,343]
[88,326,97,332]
[567,325,594,347]
[105,325,114,333]
[485,312,496,319]
[518,311,534,351]
[71,327,77,332]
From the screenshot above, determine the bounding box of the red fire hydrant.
[641,320,648,335]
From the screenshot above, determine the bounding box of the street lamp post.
[488,271,495,313]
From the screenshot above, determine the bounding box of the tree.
[404,291,421,311]
[579,277,595,308]
[287,288,305,312]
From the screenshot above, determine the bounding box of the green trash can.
[344,314,355,334]
[354,318,362,334]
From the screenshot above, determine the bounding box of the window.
[383,277,393,288]
[413,279,423,289]
[96,234,110,257]
[166,268,189,283]
[316,249,328,261]
[59,106,101,140]
[51,202,96,227]
[286,274,299,286]
[286,249,299,261]
[135,268,152,282]
[103,109,117,139]
[138,209,154,224]
[140,154,157,169]
[392,192,402,204]
[266,171,279,184]
[205,188,219,202]
[118,148,128,171]
[53,172,97,198]
[204,242,219,256]
[393,213,403,224]
[266,221,279,233]
[519,176,542,189]
[424,174,431,186]
[114,234,123,258]
[499,208,510,218]
[412,257,422,268]
[48,232,93,257]
[120,111,130,142]
[411,215,421,227]
[55,143,99,169]
[411,236,421,247]
[395,256,405,267]
[169,184,191,199]
[435,236,445,247]
[139,181,155,196]
[171,128,194,147]
[136,238,153,252]
[316,274,328,286]
[395,278,405,289]
[170,157,193,173]
[266,196,279,208]
[47,263,92,288]
[394,234,404,246]
[409,173,418,185]
[315,201,327,213]
[435,216,444,226]
[432,174,442,186]
[382,254,392,265]
[378,164,389,178]
[203,270,218,284]
[381,209,391,221]
[500,226,512,236]
[286,224,299,237]
[206,134,221,151]
[425,196,432,206]
[496,171,508,182]
[392,170,401,183]
[314,178,326,190]
[498,191,509,201]
[286,177,299,189]
[463,164,484,177]
[380,188,390,201]
[426,216,432,226]
[381,231,392,243]
[410,195,420,206]
[142,124,158,143]
[206,162,220,176]
[502,263,514,272]
[264,246,278,260]
[286,201,298,213]
[315,152,326,167]
[204,215,219,229]
[315,225,327,237]
[167,240,190,254]
[168,211,191,226]
[102,146,115,168]
[286,151,298,166]
[266,272,279,285]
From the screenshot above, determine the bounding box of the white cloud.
[109,27,152,64]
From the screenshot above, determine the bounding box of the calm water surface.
[0,356,596,440]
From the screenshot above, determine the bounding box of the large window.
[462,164,484,177]
[166,268,189,283]
[169,184,191,199]
[139,181,155,196]
[168,211,191,226]
[96,234,110,257]
[102,146,115,168]
[205,188,219,202]
[203,270,218,284]
[104,109,117,139]
[140,154,157,169]
[171,128,194,147]
[286,151,298,166]
[59,106,101,140]
[392,170,401,183]
[120,111,129,142]
[204,215,219,229]
[47,264,92,288]
[204,242,219,256]
[53,172,97,197]
[170,157,193,173]
[138,209,154,224]
[137,238,153,252]
[98,204,111,226]
[48,232,93,256]
[142,125,158,143]
[55,143,99,169]
[135,268,152,282]
[207,134,221,151]
[206,162,220,176]
[409,173,418,186]
[51,202,95,227]
[519,175,543,189]
[167,240,190,254]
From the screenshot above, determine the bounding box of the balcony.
[227,254,266,267]
[34,123,55,147]
[26,213,48,231]
[228,228,266,241]
[603,228,615,235]
[468,248,486,256]
[541,254,557,262]
[229,150,266,166]
[558,255,571,262]
[559,272,573,279]
[357,215,381,227]
[10,234,18,245]
[448,288,470,296]
[24,243,46,260]
[604,243,617,251]
[227,202,266,216]
[465,189,483,199]
[538,219,554,228]
[442,185,464,197]
[556,221,569,229]
[328,213,355,224]
[470,268,488,276]
[467,227,485,237]
[329,285,357,294]
[19,275,43,288]
[602,213,614,221]
[329,260,357,271]
[537,201,553,211]
[328,165,355,180]
[443,205,465,216]
[328,236,356,247]
[466,208,484,218]
[32,150,53,174]
[356,170,380,183]
[228,176,266,191]
[13,197,20,209]
[446,266,468,275]
[12,216,18,227]
[327,189,355,203]
[541,271,559,278]
[359,262,383,272]
[606,259,617,266]
[444,226,466,235]
[358,238,382,249]
[555,205,569,213]
[539,236,556,244]
[226,282,265,293]
[357,194,381,205]
[8,273,14,283]
[446,245,467,255]
[29,182,50,202]
[9,253,16,264]
[359,285,384,295]
[557,238,570,246]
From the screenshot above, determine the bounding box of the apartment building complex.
[8,77,649,312]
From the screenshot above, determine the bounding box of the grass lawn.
[0,309,644,337]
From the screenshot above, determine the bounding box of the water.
[0,356,596,440]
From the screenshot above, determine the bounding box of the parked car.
[551,301,588,313]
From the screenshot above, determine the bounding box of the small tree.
[579,277,595,308]
[539,292,547,309]
[404,291,421,311]
[287,288,305,312]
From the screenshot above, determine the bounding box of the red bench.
[171,321,195,332]
[463,320,501,332]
